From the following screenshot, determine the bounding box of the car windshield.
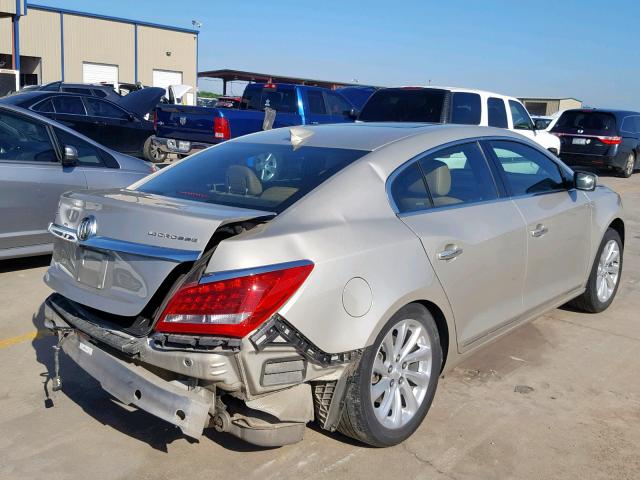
[552,111,617,134]
[359,88,446,122]
[135,142,368,213]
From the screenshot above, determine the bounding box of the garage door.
[83,63,119,85]
[152,69,183,95]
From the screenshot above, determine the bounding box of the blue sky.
[35,0,640,109]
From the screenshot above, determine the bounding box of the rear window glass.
[553,111,617,134]
[359,88,446,122]
[450,93,481,125]
[240,85,298,113]
[136,142,368,213]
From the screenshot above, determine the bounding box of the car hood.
[117,87,165,118]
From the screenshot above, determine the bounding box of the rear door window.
[52,96,87,115]
[240,85,298,113]
[33,99,55,113]
[0,110,57,162]
[552,111,617,135]
[488,140,565,196]
[509,101,533,130]
[85,98,129,119]
[620,116,640,135]
[307,90,327,115]
[450,92,481,125]
[419,142,498,207]
[390,162,430,213]
[487,97,508,128]
[359,88,446,122]
[324,92,352,116]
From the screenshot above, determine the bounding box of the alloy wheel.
[625,154,634,177]
[596,239,621,303]
[370,319,432,429]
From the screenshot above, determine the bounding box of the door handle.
[437,245,463,261]
[530,224,548,237]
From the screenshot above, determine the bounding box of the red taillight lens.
[155,263,313,337]
[214,117,231,140]
[597,136,622,145]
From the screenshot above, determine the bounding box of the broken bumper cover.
[45,304,214,439]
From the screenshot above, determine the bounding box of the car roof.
[232,122,526,152]
[377,86,521,101]
[561,108,640,117]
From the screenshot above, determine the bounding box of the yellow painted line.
[0,330,49,349]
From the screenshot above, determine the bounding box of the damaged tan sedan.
[44,123,624,447]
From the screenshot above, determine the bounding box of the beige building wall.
[0,15,12,55]
[559,98,582,111]
[137,25,197,88]
[62,14,135,84]
[0,0,24,15]
[18,8,61,82]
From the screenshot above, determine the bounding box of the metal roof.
[28,3,199,34]
[198,69,363,89]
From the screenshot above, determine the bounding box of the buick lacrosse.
[44,123,624,447]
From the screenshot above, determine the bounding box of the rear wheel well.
[414,300,449,372]
[609,218,625,245]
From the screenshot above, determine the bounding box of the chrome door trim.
[199,259,314,284]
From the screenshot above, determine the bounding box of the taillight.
[597,136,622,145]
[155,262,313,337]
[214,117,231,140]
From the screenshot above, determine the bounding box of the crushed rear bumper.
[44,301,214,439]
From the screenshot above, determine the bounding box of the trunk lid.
[45,188,272,318]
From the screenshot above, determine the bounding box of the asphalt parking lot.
[1,175,638,480]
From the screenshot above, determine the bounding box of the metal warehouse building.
[518,97,583,116]
[0,1,198,96]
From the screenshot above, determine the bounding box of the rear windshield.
[135,142,368,213]
[240,85,298,113]
[359,88,446,122]
[552,111,617,134]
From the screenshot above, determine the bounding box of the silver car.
[0,104,156,259]
[43,123,624,447]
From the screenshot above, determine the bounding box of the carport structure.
[198,68,361,94]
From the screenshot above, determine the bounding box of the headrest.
[423,160,451,197]
[226,165,262,195]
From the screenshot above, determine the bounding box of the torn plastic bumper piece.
[250,314,362,366]
[61,331,214,439]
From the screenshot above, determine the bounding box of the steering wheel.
[254,153,278,181]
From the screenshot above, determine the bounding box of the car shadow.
[0,254,51,273]
[30,303,198,452]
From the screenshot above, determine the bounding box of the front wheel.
[569,228,623,313]
[337,304,442,447]
[143,136,167,164]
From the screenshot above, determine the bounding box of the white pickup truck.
[358,86,562,154]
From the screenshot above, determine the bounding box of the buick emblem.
[179,116,187,126]
[77,216,97,241]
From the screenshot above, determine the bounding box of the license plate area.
[572,137,589,145]
[76,249,110,289]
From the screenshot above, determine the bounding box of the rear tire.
[620,152,635,178]
[569,228,623,313]
[143,136,167,164]
[337,304,442,447]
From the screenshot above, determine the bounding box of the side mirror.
[62,145,78,166]
[348,108,359,119]
[574,171,597,191]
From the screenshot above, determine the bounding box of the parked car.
[44,122,623,448]
[0,104,156,260]
[152,83,356,157]
[0,88,167,162]
[358,87,562,154]
[550,109,640,177]
[213,95,241,109]
[19,81,125,103]
[532,115,554,130]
